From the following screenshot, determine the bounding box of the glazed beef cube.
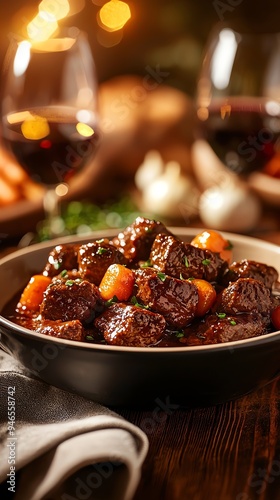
[40,279,104,324]
[135,268,198,328]
[43,244,79,277]
[150,234,227,282]
[218,278,272,317]
[36,319,85,341]
[78,240,127,285]
[95,302,166,347]
[222,259,278,289]
[189,312,268,345]
[112,217,174,263]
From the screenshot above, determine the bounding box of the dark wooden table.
[1,206,280,500]
[120,377,280,500]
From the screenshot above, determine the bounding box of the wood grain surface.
[120,377,280,500]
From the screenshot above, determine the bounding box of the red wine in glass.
[1,32,99,236]
[198,96,280,175]
[196,26,280,176]
[2,106,99,185]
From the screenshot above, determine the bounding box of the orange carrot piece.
[99,264,135,301]
[191,229,233,264]
[18,275,52,313]
[191,279,216,317]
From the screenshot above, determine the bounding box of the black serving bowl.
[1,228,280,408]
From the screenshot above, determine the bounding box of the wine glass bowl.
[196,25,280,176]
[1,30,99,235]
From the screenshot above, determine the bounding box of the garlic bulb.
[141,160,199,219]
[134,150,164,192]
[198,182,262,233]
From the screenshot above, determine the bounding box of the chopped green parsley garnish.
[184,256,189,268]
[229,319,237,326]
[225,240,233,250]
[157,272,167,282]
[175,331,184,338]
[131,296,149,309]
[105,295,118,307]
[140,259,152,268]
[216,312,226,319]
[97,247,108,255]
[202,259,211,266]
[65,280,75,286]
[61,269,68,278]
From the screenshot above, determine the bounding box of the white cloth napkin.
[0,350,149,500]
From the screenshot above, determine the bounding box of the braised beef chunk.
[222,259,278,289]
[112,217,174,263]
[40,280,104,324]
[150,234,227,282]
[43,244,79,277]
[184,312,268,345]
[36,319,85,341]
[95,303,166,347]
[218,278,272,317]
[135,268,199,328]
[78,240,127,285]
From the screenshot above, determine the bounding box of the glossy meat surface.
[219,278,272,318]
[112,216,173,263]
[222,259,278,289]
[183,313,268,345]
[40,279,104,324]
[95,302,166,346]
[43,244,79,277]
[135,268,199,328]
[78,240,127,285]
[150,234,227,282]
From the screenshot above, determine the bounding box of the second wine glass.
[1,30,99,236]
[196,25,280,176]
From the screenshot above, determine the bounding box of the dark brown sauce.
[2,290,206,347]
[2,282,275,348]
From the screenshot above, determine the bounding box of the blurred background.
[0,0,280,243]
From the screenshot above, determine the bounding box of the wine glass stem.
[43,188,63,238]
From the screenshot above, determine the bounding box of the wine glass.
[1,29,99,237]
[196,24,280,176]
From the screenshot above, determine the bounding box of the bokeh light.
[21,115,50,140]
[97,0,131,32]
[76,122,95,137]
[38,0,70,21]
[27,12,58,42]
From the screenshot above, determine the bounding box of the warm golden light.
[21,115,50,140]
[31,37,76,53]
[98,0,131,32]
[27,12,58,42]
[38,0,70,21]
[76,122,95,137]
[13,41,31,78]
[55,183,69,197]
[197,107,209,122]
[220,104,232,119]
